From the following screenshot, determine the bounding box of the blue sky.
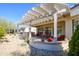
[0,3,39,24]
[0,3,76,24]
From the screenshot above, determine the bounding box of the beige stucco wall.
[65,17,72,39]
[64,5,79,39]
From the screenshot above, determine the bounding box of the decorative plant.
[47,37,54,42]
[68,25,79,56]
[0,26,6,39]
[58,35,65,41]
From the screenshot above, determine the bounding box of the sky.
[0,3,39,24]
[0,3,76,24]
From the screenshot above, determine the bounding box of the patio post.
[29,27,31,42]
[53,13,58,43]
[53,9,66,43]
[29,21,32,42]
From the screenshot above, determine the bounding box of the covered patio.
[21,3,70,42]
[19,3,70,56]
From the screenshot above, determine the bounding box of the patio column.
[29,21,32,42]
[53,9,66,43]
[29,27,31,42]
[53,13,57,42]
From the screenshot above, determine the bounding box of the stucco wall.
[65,18,72,39]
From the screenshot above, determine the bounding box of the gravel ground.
[0,34,30,56]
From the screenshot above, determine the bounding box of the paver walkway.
[0,34,30,56]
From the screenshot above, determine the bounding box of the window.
[72,18,79,32]
[57,27,62,36]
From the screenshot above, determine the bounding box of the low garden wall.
[29,43,66,56]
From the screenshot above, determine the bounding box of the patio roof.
[21,3,70,24]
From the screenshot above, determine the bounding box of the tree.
[0,18,16,33]
[68,25,79,56]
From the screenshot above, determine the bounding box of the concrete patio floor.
[29,37,69,56]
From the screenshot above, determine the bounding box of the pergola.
[21,3,70,43]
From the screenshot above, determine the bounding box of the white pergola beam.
[32,6,49,16]
[28,10,43,18]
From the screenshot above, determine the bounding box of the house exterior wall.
[65,17,72,39]
[64,5,79,39]
[72,16,79,32]
[21,4,79,40]
[67,5,79,39]
[71,6,79,16]
[36,21,65,37]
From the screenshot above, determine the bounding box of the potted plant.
[58,35,65,41]
[47,36,54,42]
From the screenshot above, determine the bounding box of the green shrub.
[0,26,6,39]
[68,25,79,56]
